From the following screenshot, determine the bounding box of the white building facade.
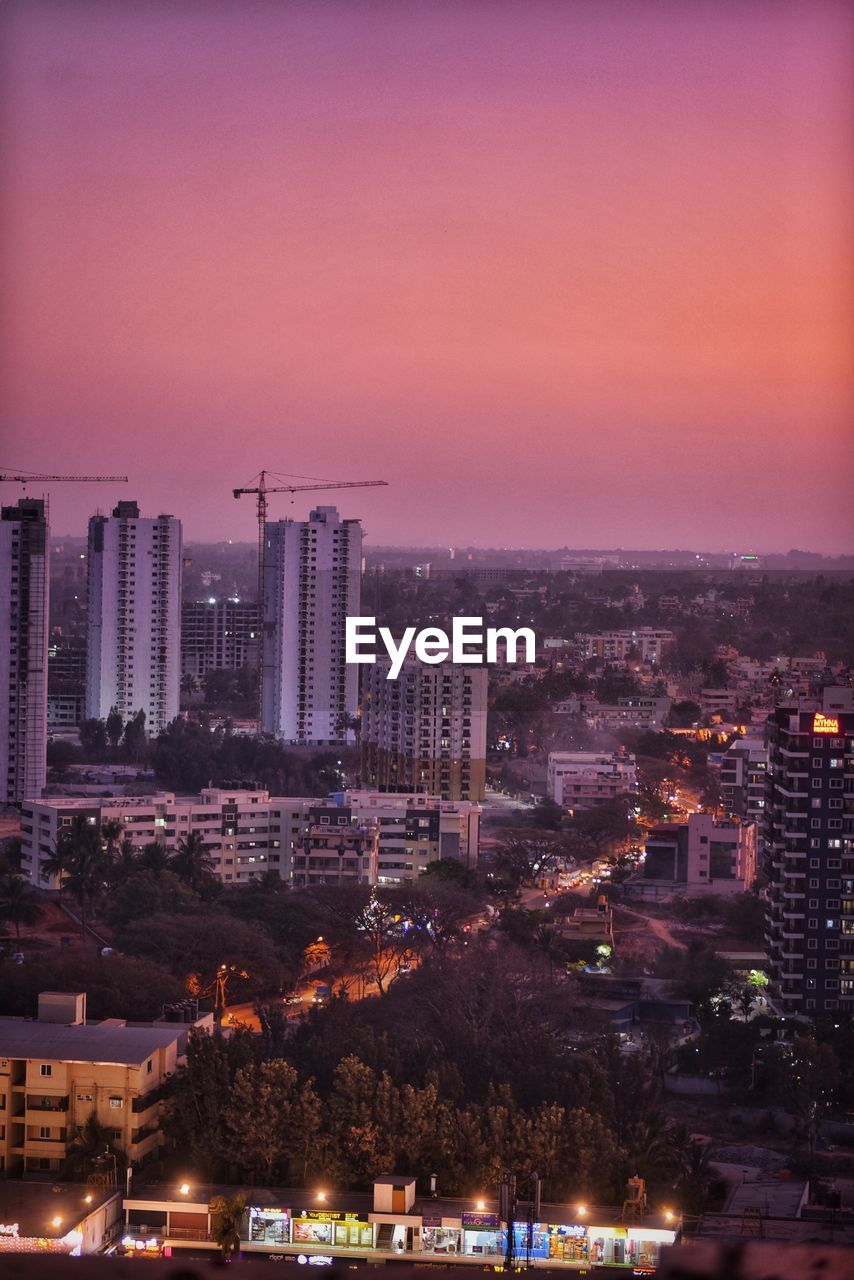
[86,502,182,736]
[20,787,479,889]
[262,506,361,743]
[0,498,49,804]
[547,751,637,809]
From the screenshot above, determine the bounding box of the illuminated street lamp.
[576,1205,587,1217]
[475,1199,486,1211]
[179,1183,191,1196]
[316,1191,327,1203]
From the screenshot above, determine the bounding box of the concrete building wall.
[0,499,48,805]
[86,503,181,736]
[262,507,361,744]
[360,659,487,802]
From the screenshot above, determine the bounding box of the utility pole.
[501,1171,541,1271]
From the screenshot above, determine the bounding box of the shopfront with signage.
[248,1207,290,1246]
[292,1211,373,1249]
[461,1212,502,1257]
[420,1216,462,1256]
[626,1226,676,1270]
[546,1223,588,1262]
[587,1225,628,1267]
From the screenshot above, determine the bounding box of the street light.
[179,1183,191,1196]
[316,1191,327,1203]
[52,1217,63,1229]
[475,1199,486,1211]
[664,1210,675,1223]
[576,1205,587,1217]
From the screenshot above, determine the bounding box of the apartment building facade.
[0,499,48,805]
[643,813,757,894]
[720,735,769,825]
[21,787,479,889]
[262,506,361,744]
[0,992,186,1175]
[181,598,259,678]
[292,812,379,887]
[360,659,488,802]
[86,502,182,736]
[763,690,854,1018]
[547,751,637,809]
[574,629,675,665]
[322,790,480,885]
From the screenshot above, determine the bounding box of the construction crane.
[0,471,128,484]
[233,469,387,724]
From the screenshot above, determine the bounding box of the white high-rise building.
[0,498,49,804]
[86,501,182,736]
[262,506,361,743]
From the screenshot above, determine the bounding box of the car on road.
[282,993,303,1006]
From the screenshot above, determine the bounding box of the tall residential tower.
[261,506,361,743]
[0,498,49,804]
[763,688,854,1019]
[86,501,182,736]
[360,659,488,802]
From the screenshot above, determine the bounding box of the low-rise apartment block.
[0,992,196,1175]
[21,787,480,889]
[642,814,757,895]
[574,629,675,665]
[720,736,769,824]
[547,751,637,809]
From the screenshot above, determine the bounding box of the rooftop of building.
[0,1017,184,1066]
[124,1182,675,1230]
[0,1179,118,1241]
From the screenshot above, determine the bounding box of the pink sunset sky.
[1,0,852,551]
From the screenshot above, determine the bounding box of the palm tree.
[0,873,42,942]
[61,817,108,939]
[41,836,75,900]
[180,672,199,708]
[138,841,171,878]
[110,837,139,885]
[101,818,124,863]
[209,1194,246,1259]
[171,831,215,892]
[62,1111,126,1182]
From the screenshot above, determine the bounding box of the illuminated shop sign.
[813,713,840,735]
[298,1210,360,1223]
[461,1212,500,1229]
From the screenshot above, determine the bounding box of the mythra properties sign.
[345,616,536,678]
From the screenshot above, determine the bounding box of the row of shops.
[121,1199,677,1271]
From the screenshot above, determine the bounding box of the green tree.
[327,1056,396,1186]
[57,815,108,938]
[101,819,124,867]
[225,1060,321,1184]
[209,1194,246,1260]
[170,831,215,893]
[122,709,147,762]
[103,871,201,928]
[138,841,171,877]
[62,1110,126,1181]
[0,873,42,942]
[180,673,199,707]
[41,838,75,901]
[165,1028,256,1178]
[79,718,108,758]
[105,706,124,750]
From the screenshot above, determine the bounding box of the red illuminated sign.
[813,713,840,735]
